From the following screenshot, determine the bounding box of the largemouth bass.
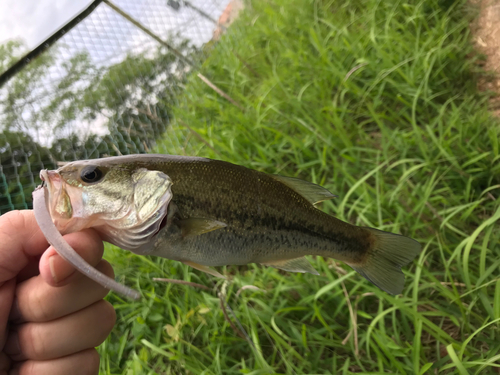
[40,154,421,294]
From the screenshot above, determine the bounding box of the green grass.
[99,0,500,373]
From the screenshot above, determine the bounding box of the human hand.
[0,210,116,375]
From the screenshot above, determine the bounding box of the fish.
[39,154,421,295]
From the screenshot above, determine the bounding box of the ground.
[472,0,500,115]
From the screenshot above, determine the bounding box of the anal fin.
[261,257,319,275]
[182,260,226,279]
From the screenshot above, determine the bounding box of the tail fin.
[348,228,421,295]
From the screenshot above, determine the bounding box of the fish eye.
[80,166,104,183]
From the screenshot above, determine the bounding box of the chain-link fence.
[0,0,242,214]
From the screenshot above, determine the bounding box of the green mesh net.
[0,0,236,213]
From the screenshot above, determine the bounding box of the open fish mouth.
[39,170,57,204]
[39,169,75,232]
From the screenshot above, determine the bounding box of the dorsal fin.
[270,174,336,205]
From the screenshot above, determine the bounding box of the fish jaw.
[40,169,90,234]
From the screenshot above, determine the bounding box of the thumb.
[39,229,105,287]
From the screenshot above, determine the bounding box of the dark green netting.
[0,0,235,214]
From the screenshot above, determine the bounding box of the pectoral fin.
[270,174,336,205]
[182,260,226,279]
[179,218,227,238]
[261,257,319,275]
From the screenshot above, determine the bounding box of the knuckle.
[57,230,105,269]
[18,360,36,375]
[95,301,116,344]
[29,284,52,322]
[0,211,25,241]
[1,210,25,227]
[101,300,117,329]
[22,324,46,360]
[66,229,104,256]
[93,261,116,299]
[98,260,115,280]
[81,348,100,375]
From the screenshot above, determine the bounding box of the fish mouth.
[39,169,76,233]
[40,170,56,201]
[40,168,104,235]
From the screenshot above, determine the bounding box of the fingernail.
[49,254,75,284]
[4,331,21,357]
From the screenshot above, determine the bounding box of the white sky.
[0,0,92,49]
[0,0,230,146]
